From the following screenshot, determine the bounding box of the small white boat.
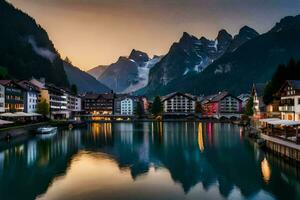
[37,127,58,134]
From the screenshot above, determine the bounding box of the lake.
[0,122,299,200]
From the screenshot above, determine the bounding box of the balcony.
[279,106,294,112]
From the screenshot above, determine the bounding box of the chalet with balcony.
[278,80,300,121]
[0,80,24,112]
[82,92,115,115]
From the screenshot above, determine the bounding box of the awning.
[261,119,300,126]
[0,113,15,117]
[14,112,31,117]
[0,112,42,117]
[259,118,281,123]
[0,119,14,125]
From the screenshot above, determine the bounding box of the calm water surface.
[0,122,299,200]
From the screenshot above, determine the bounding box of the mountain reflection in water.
[0,122,299,200]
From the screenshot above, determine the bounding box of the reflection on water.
[198,123,204,152]
[0,122,299,200]
[261,158,272,184]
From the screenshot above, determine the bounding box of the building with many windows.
[114,95,138,116]
[0,80,24,112]
[162,92,196,116]
[82,92,115,115]
[47,84,68,119]
[278,80,300,121]
[18,80,39,113]
[0,84,5,113]
[202,91,242,119]
[66,92,82,116]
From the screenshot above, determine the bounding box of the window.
[298,98,300,105]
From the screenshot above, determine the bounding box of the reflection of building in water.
[27,141,37,166]
[91,123,112,141]
[261,158,271,183]
[119,123,133,145]
[198,123,204,152]
[0,152,4,171]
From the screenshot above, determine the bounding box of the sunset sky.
[8,0,300,71]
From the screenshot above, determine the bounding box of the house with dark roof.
[82,92,115,115]
[252,83,267,119]
[161,92,196,117]
[278,80,300,121]
[202,91,242,119]
[18,80,39,113]
[0,80,25,113]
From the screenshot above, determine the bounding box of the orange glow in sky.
[9,0,300,71]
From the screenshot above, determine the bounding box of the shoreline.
[0,119,242,141]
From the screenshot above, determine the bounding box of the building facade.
[82,93,114,115]
[0,80,24,113]
[202,91,242,119]
[19,80,39,113]
[114,95,138,115]
[0,84,5,113]
[278,80,300,121]
[162,92,196,116]
[47,84,68,119]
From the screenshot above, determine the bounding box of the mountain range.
[88,49,161,93]
[2,0,300,97]
[0,0,109,93]
[141,15,300,97]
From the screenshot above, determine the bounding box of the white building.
[19,80,39,113]
[75,96,82,112]
[162,92,196,115]
[278,80,300,121]
[120,98,134,115]
[252,83,267,119]
[0,84,5,113]
[66,93,82,117]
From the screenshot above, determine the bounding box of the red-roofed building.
[202,91,242,119]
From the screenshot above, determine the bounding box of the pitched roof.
[203,91,241,103]
[287,80,300,90]
[18,80,39,92]
[0,80,12,86]
[83,93,114,100]
[252,83,266,96]
[162,92,196,101]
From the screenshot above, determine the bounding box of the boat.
[36,127,58,134]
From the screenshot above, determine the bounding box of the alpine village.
[1,1,300,200]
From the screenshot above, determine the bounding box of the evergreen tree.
[263,58,300,104]
[71,84,78,95]
[0,66,8,79]
[64,56,72,65]
[151,96,163,117]
[244,96,254,116]
[37,100,50,117]
[136,102,144,118]
[195,102,203,114]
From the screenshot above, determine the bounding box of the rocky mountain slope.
[0,0,69,87]
[145,27,259,93]
[90,49,161,93]
[87,65,109,79]
[143,15,300,97]
[63,61,110,93]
